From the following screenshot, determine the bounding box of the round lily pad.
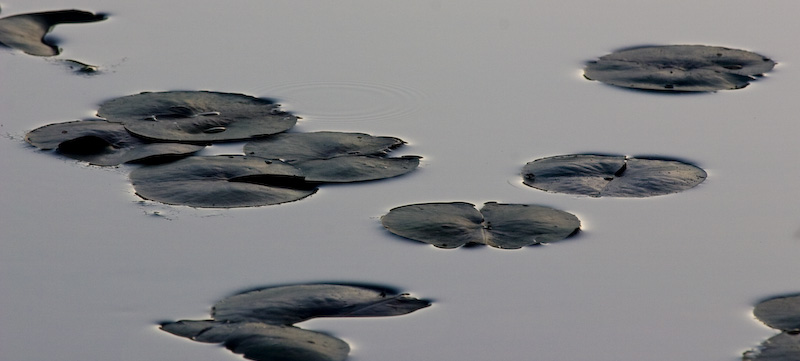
[212,284,431,324]
[0,10,106,56]
[97,91,297,142]
[754,295,800,332]
[521,154,707,197]
[161,321,350,361]
[25,120,204,166]
[244,131,405,162]
[584,45,775,91]
[743,332,800,361]
[294,155,421,183]
[129,155,316,208]
[381,201,580,249]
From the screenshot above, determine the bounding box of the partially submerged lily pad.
[522,154,706,197]
[244,131,405,162]
[97,91,297,142]
[381,201,580,249]
[0,9,106,56]
[754,295,800,332]
[129,155,316,208]
[743,332,800,361]
[25,120,204,166]
[160,284,430,361]
[584,45,775,91]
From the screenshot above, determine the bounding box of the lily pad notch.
[160,283,431,361]
[584,45,775,92]
[381,201,581,249]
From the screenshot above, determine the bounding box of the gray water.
[2,1,799,360]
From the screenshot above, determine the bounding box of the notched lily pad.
[160,283,430,361]
[0,9,106,56]
[25,120,204,166]
[522,154,706,197]
[754,294,800,332]
[129,155,317,208]
[584,45,775,91]
[244,131,405,162]
[97,91,297,142]
[381,201,580,249]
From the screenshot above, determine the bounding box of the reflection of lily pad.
[584,45,775,91]
[161,321,350,361]
[213,284,431,324]
[754,295,800,332]
[25,120,204,166]
[743,332,800,361]
[160,284,430,361]
[0,10,106,56]
[129,155,316,208]
[97,91,297,142]
[381,201,580,249]
[244,131,405,162]
[522,154,706,197]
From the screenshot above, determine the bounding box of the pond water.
[2,1,799,360]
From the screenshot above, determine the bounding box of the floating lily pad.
[295,155,421,183]
[160,284,429,361]
[213,284,431,324]
[521,154,706,197]
[161,321,350,361]
[97,91,297,142]
[743,332,800,361]
[129,155,316,208]
[381,201,580,249]
[25,120,204,166]
[244,131,405,162]
[0,10,106,56]
[754,295,800,332]
[584,45,775,92]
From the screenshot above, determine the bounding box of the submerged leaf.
[129,155,316,208]
[743,332,800,361]
[381,202,580,249]
[213,284,431,324]
[754,295,800,332]
[522,154,706,197]
[244,131,405,162]
[584,45,775,92]
[25,120,203,166]
[97,91,297,142]
[0,10,106,56]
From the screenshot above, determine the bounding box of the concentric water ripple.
[253,81,427,123]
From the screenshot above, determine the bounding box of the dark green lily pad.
[743,332,800,361]
[25,120,204,166]
[97,91,297,142]
[213,284,431,324]
[160,284,429,361]
[161,321,350,361]
[522,154,707,197]
[129,155,316,208]
[244,131,405,162]
[754,295,800,332]
[381,201,580,249]
[584,45,775,91]
[295,155,421,183]
[0,10,106,56]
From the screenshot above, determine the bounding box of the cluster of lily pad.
[25,90,421,208]
[160,283,431,361]
[743,294,800,361]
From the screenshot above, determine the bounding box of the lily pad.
[521,154,707,197]
[584,45,775,91]
[743,332,800,361]
[161,321,350,361]
[381,201,580,249]
[129,155,316,208]
[754,295,800,332]
[0,10,106,56]
[295,155,421,183]
[25,120,204,166]
[97,91,297,142]
[213,284,431,324]
[244,131,405,162]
